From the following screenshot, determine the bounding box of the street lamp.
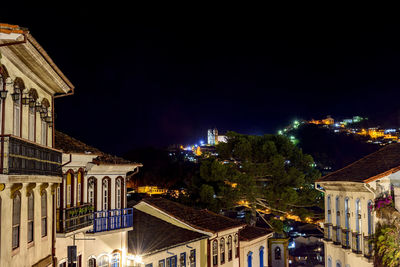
[22,93,31,105]
[0,90,8,100]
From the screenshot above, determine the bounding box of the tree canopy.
[189,131,322,227]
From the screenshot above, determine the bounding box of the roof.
[239,225,273,241]
[0,23,74,94]
[128,209,208,256]
[142,197,245,233]
[55,131,134,165]
[317,143,400,183]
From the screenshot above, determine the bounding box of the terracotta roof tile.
[142,197,245,233]
[317,143,400,183]
[128,209,208,255]
[239,225,273,241]
[55,131,134,165]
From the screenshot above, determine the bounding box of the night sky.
[3,7,400,155]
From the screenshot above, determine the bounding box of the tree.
[193,131,321,227]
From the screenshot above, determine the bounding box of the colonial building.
[0,24,74,266]
[315,144,400,267]
[54,131,142,267]
[133,197,273,267]
[127,209,208,267]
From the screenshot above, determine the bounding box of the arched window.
[88,258,96,267]
[102,177,111,211]
[274,247,281,260]
[327,195,332,223]
[41,191,47,237]
[344,198,350,229]
[367,200,373,235]
[12,191,21,249]
[227,235,233,261]
[28,88,38,141]
[247,251,253,267]
[335,196,340,227]
[88,177,97,211]
[212,240,218,266]
[66,171,73,208]
[98,255,109,267]
[116,177,122,209]
[77,169,84,205]
[40,98,50,146]
[355,199,361,233]
[12,77,24,137]
[336,260,342,267]
[327,257,332,267]
[27,191,34,243]
[259,246,264,267]
[234,233,239,258]
[220,237,225,264]
[111,252,121,267]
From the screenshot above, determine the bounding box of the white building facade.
[0,23,74,266]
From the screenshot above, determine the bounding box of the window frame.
[27,191,34,243]
[41,190,47,237]
[12,191,21,250]
[212,240,218,266]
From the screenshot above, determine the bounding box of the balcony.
[332,226,341,245]
[90,208,133,233]
[352,232,362,254]
[0,135,62,176]
[363,235,374,259]
[341,229,350,249]
[57,203,94,234]
[323,223,332,241]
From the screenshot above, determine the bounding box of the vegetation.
[188,131,322,231]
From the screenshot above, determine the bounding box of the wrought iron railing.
[0,135,62,176]
[324,223,332,241]
[363,235,374,259]
[90,208,133,233]
[352,232,362,254]
[341,229,350,249]
[332,226,341,245]
[57,203,94,233]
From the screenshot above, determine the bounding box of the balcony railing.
[332,226,341,245]
[324,223,332,241]
[57,203,94,234]
[0,135,62,176]
[341,229,351,249]
[363,235,374,259]
[352,232,362,254]
[90,208,133,233]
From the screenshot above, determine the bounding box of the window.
[41,120,47,146]
[159,260,165,267]
[146,264,153,267]
[259,247,264,267]
[227,235,232,261]
[234,234,239,258]
[335,196,340,227]
[116,178,122,209]
[368,200,373,235]
[336,260,342,267]
[274,247,281,260]
[88,258,96,267]
[167,256,177,267]
[220,238,225,264]
[247,252,252,267]
[88,177,97,210]
[77,170,84,205]
[345,198,349,229]
[28,107,35,141]
[213,240,218,266]
[77,183,81,206]
[27,192,34,243]
[180,252,186,267]
[41,191,47,237]
[103,178,109,211]
[327,195,332,224]
[111,253,121,267]
[328,257,332,267]
[355,199,361,233]
[13,96,20,137]
[98,255,109,267]
[190,249,196,267]
[67,184,71,206]
[57,186,60,208]
[12,192,21,249]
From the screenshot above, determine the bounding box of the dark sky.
[3,7,400,155]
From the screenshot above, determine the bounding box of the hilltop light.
[278,130,283,135]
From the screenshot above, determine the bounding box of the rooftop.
[239,225,273,241]
[141,197,245,233]
[128,209,208,256]
[55,131,134,165]
[317,143,400,183]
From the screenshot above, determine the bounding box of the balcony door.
[88,177,97,211]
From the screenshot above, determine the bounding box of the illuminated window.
[98,255,109,267]
[111,253,121,267]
